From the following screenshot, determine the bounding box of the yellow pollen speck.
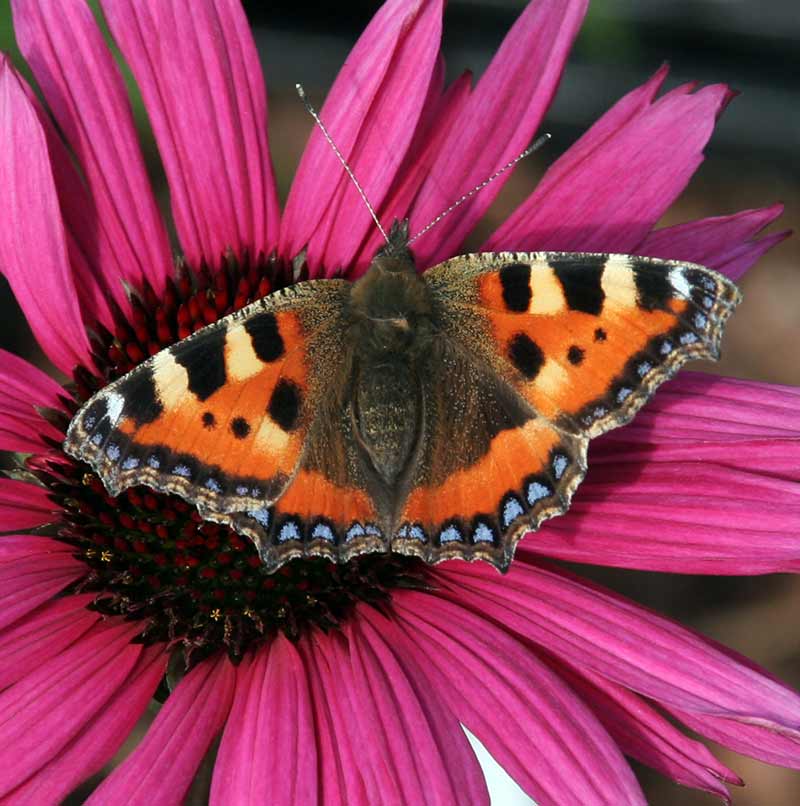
[100,550,113,562]
[85,548,97,559]
[210,608,222,621]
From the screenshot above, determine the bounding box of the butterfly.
[63,218,740,573]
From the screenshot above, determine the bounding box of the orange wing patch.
[116,312,307,482]
[216,468,385,569]
[472,253,740,437]
[65,306,321,521]
[393,418,586,569]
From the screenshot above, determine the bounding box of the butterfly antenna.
[296,83,390,246]
[407,133,551,245]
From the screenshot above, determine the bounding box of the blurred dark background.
[1,1,798,803]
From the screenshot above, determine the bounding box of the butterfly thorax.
[345,232,434,492]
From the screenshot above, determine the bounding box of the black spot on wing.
[231,417,251,439]
[508,333,544,380]
[567,345,585,365]
[245,312,284,363]
[119,366,163,426]
[202,411,216,428]
[499,263,532,312]
[268,379,301,432]
[633,261,673,310]
[171,327,227,401]
[594,327,607,342]
[552,256,605,315]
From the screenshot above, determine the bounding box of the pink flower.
[0,0,797,803]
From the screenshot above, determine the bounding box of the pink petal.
[0,59,90,374]
[413,0,589,268]
[88,654,236,806]
[296,636,371,805]
[338,614,490,805]
[435,561,800,735]
[522,419,800,574]
[552,657,740,800]
[604,372,800,443]
[0,550,85,631]
[487,74,734,253]
[279,0,444,277]
[0,479,56,531]
[0,535,73,564]
[13,0,173,293]
[211,637,316,805]
[0,619,143,795]
[671,707,800,770]
[19,73,124,326]
[0,351,65,452]
[356,69,473,272]
[521,63,670,199]
[0,350,63,409]
[386,594,645,805]
[637,204,788,281]
[102,0,279,268]
[0,594,98,690]
[6,644,166,805]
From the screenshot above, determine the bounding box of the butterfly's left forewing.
[391,251,740,568]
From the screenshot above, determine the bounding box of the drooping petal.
[486,73,733,253]
[6,645,166,805]
[0,594,98,690]
[87,654,236,806]
[0,479,57,531]
[671,707,800,770]
[413,0,589,268]
[0,619,143,796]
[0,549,85,631]
[605,372,800,443]
[338,612,490,805]
[637,204,788,281]
[296,635,371,805]
[551,656,740,800]
[520,459,800,574]
[211,638,316,805]
[0,59,90,374]
[435,561,800,735]
[385,595,645,805]
[13,0,173,293]
[102,0,280,268]
[279,0,444,277]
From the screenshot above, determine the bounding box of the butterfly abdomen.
[344,254,435,492]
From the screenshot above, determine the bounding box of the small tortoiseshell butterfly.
[64,218,740,573]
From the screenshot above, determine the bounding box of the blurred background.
[1,0,798,803]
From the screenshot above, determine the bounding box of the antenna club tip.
[295,83,306,98]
